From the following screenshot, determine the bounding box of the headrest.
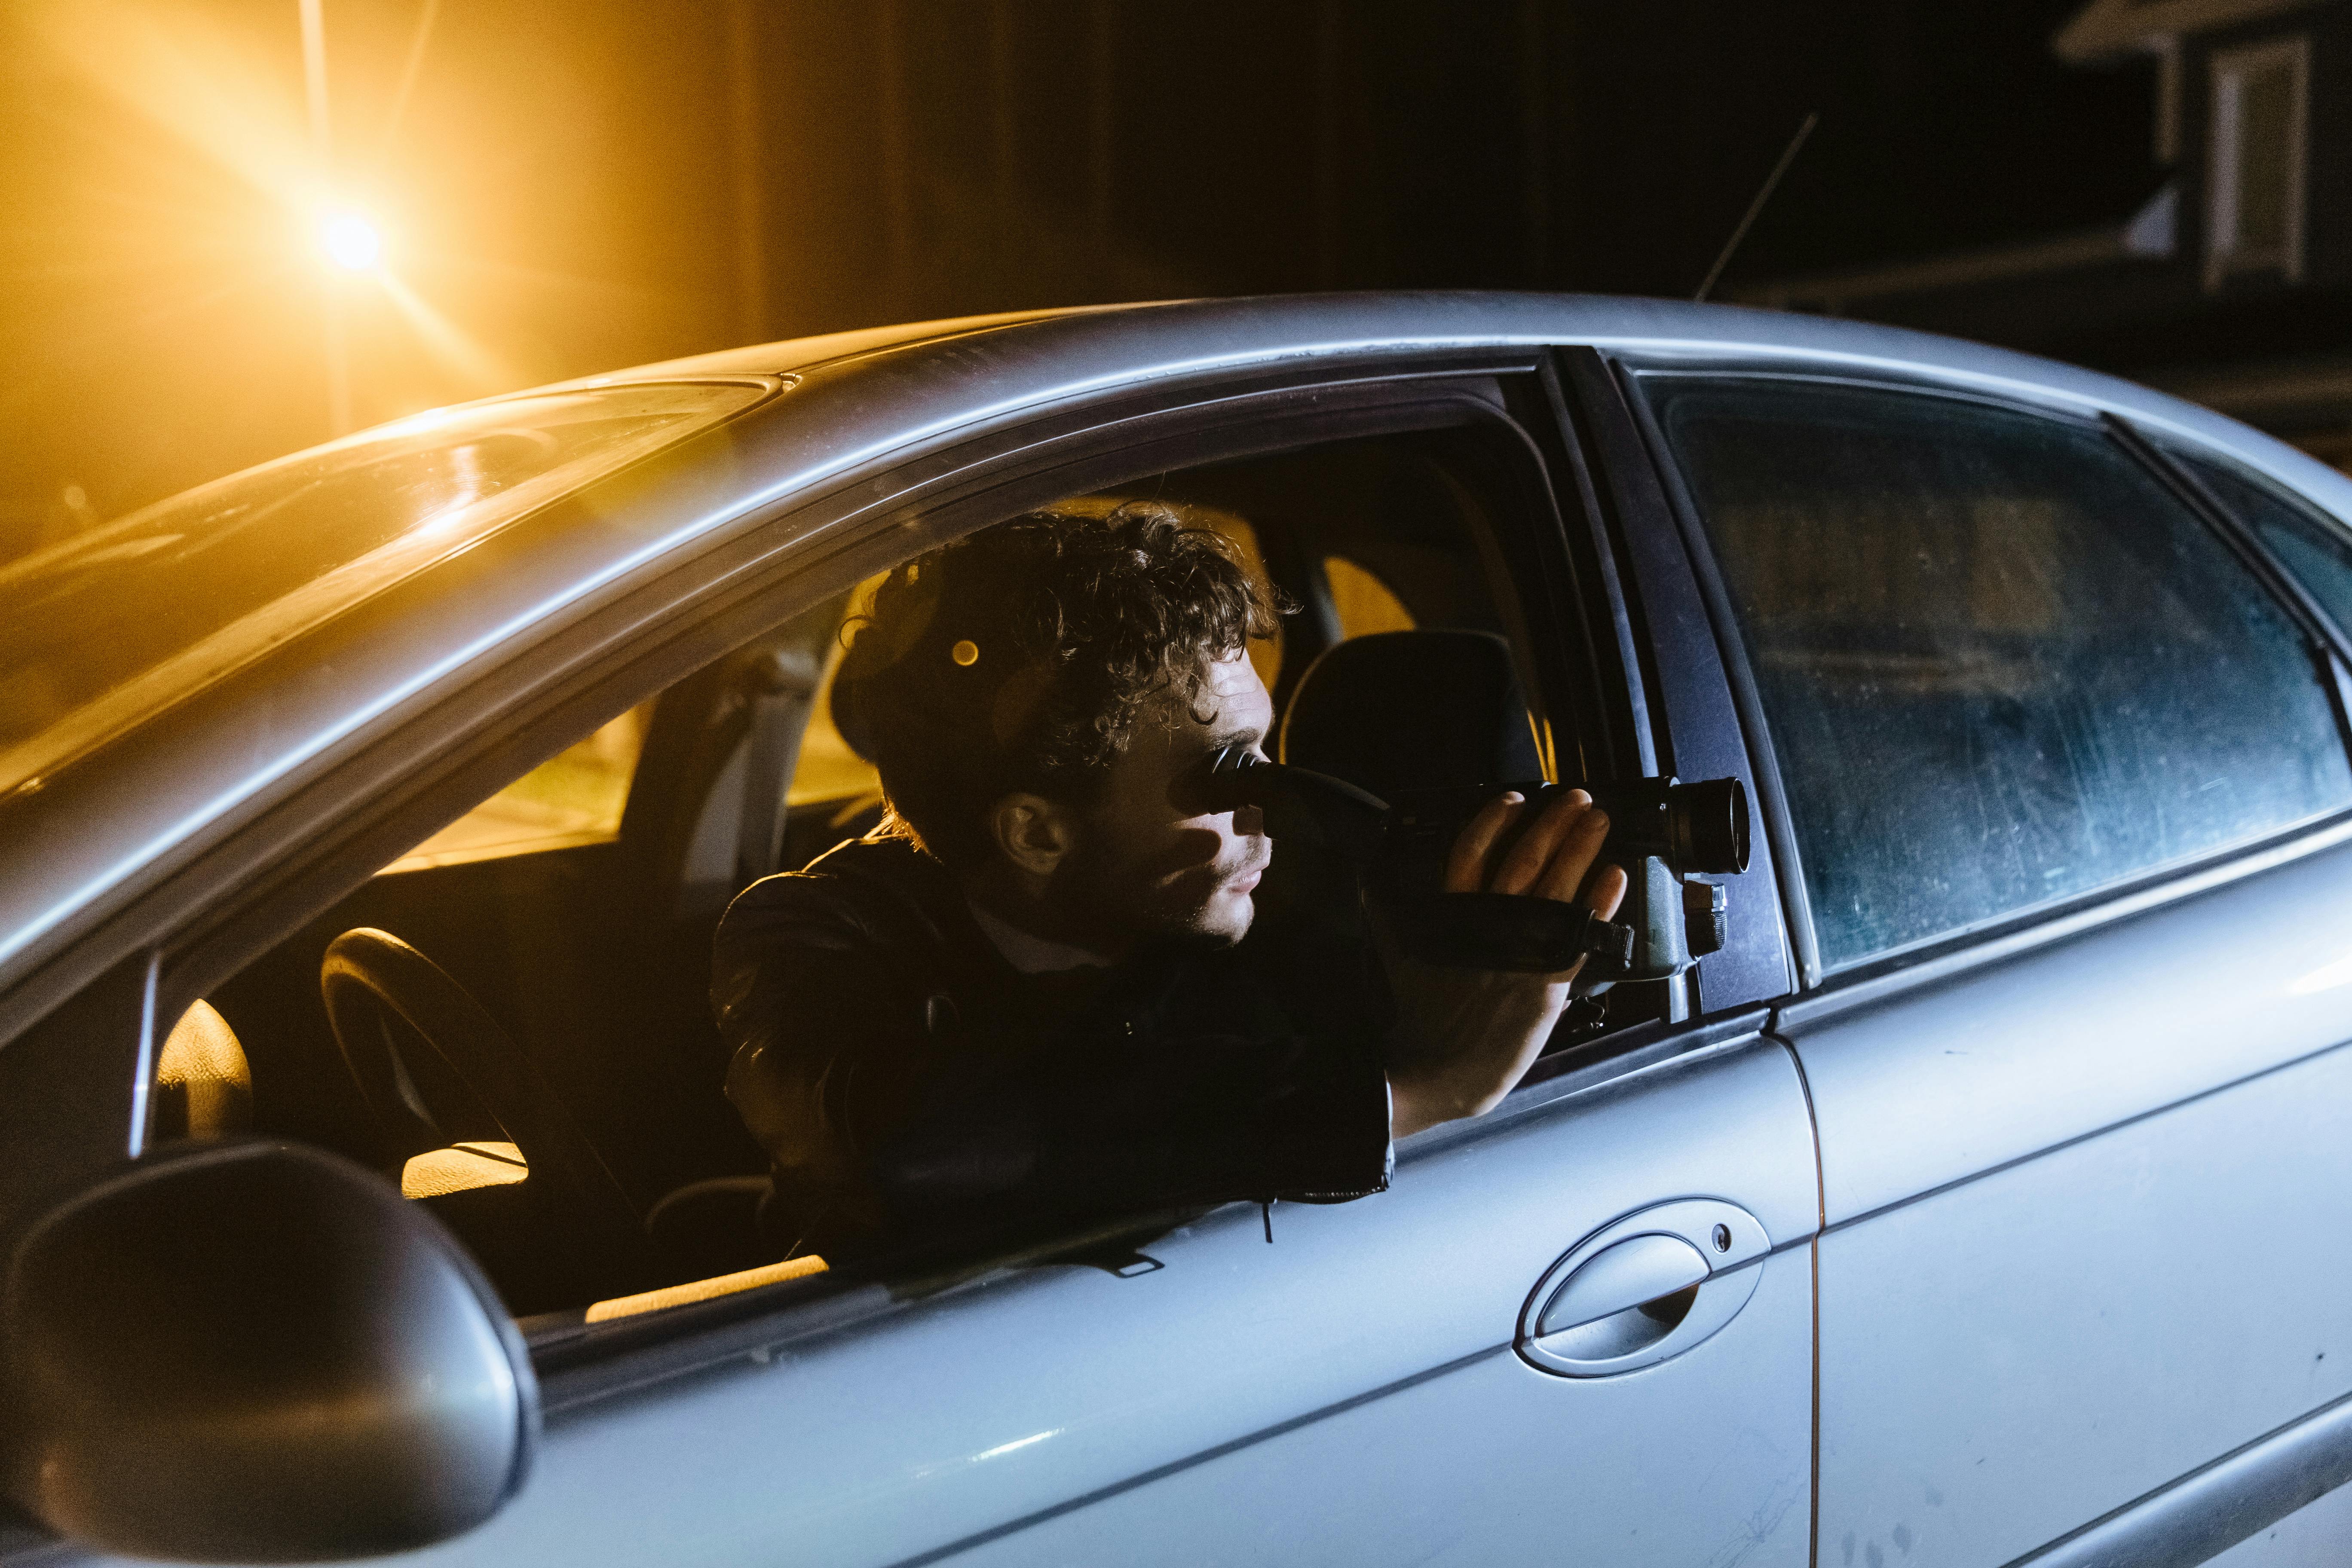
[1279,629,1542,797]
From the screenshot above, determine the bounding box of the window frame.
[1620,359,2352,1023]
[2204,32,2311,290]
[2142,434,2352,669]
[1547,346,1800,1019]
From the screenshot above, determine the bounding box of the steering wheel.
[319,928,645,1261]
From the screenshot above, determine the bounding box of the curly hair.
[831,503,1279,869]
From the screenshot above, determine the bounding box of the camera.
[1200,747,1749,977]
[1374,776,1749,885]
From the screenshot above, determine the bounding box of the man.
[714,504,1625,1258]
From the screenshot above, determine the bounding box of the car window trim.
[1511,357,1653,783]
[1612,362,1823,990]
[137,368,1688,1332]
[146,373,1586,1003]
[2113,422,2352,783]
[1617,361,2352,1017]
[2125,424,2352,668]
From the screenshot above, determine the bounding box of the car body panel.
[1791,828,2352,1228]
[2203,1465,2352,1568]
[1815,1035,2352,1566]
[948,1254,1813,1567]
[341,1037,1814,1568]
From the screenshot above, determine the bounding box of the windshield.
[0,381,766,797]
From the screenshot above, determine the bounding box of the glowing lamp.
[318,210,383,273]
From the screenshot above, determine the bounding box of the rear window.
[0,382,765,796]
[1654,377,2352,971]
[2176,450,2352,645]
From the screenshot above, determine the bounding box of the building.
[1745,0,2351,469]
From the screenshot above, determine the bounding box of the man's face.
[1064,649,1274,949]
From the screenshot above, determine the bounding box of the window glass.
[0,382,764,797]
[1657,377,2352,971]
[380,704,653,873]
[2178,452,2352,645]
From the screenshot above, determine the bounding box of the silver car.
[4,295,2351,1568]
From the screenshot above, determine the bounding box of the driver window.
[180,421,1642,1333]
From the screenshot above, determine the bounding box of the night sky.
[0,0,2158,556]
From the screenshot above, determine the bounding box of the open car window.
[159,416,1639,1338]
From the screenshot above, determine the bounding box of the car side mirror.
[0,1139,536,1563]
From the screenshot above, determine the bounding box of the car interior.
[170,427,1658,1322]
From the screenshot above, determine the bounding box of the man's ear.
[989,792,1082,879]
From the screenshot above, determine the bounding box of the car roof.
[4,291,2347,1017]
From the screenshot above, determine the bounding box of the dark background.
[0,0,2159,557]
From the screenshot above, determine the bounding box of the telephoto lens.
[1197,748,1749,976]
[1377,777,1750,891]
[1197,748,1750,883]
[1577,776,1749,878]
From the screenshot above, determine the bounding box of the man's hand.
[1385,790,1630,1139]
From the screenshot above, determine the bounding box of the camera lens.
[1667,778,1750,876]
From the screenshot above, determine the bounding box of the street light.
[318,208,383,273]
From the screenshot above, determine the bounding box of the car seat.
[1279,628,1542,793]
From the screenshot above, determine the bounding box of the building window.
[2206,34,2309,288]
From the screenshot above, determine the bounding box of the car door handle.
[1534,1232,1711,1352]
[1519,1198,1771,1378]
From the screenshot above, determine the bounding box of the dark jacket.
[711,836,1393,1256]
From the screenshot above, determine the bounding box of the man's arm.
[716,869,1391,1242]
[1384,790,1628,1138]
[867,1014,1391,1223]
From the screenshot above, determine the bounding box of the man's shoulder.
[717,836,973,963]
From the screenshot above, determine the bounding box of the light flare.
[377,272,513,391]
[318,210,383,273]
[32,0,315,209]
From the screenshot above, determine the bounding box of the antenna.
[1695,111,1818,303]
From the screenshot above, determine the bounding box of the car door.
[1630,365,2352,1567]
[0,343,1818,1568]
[377,361,1819,1568]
